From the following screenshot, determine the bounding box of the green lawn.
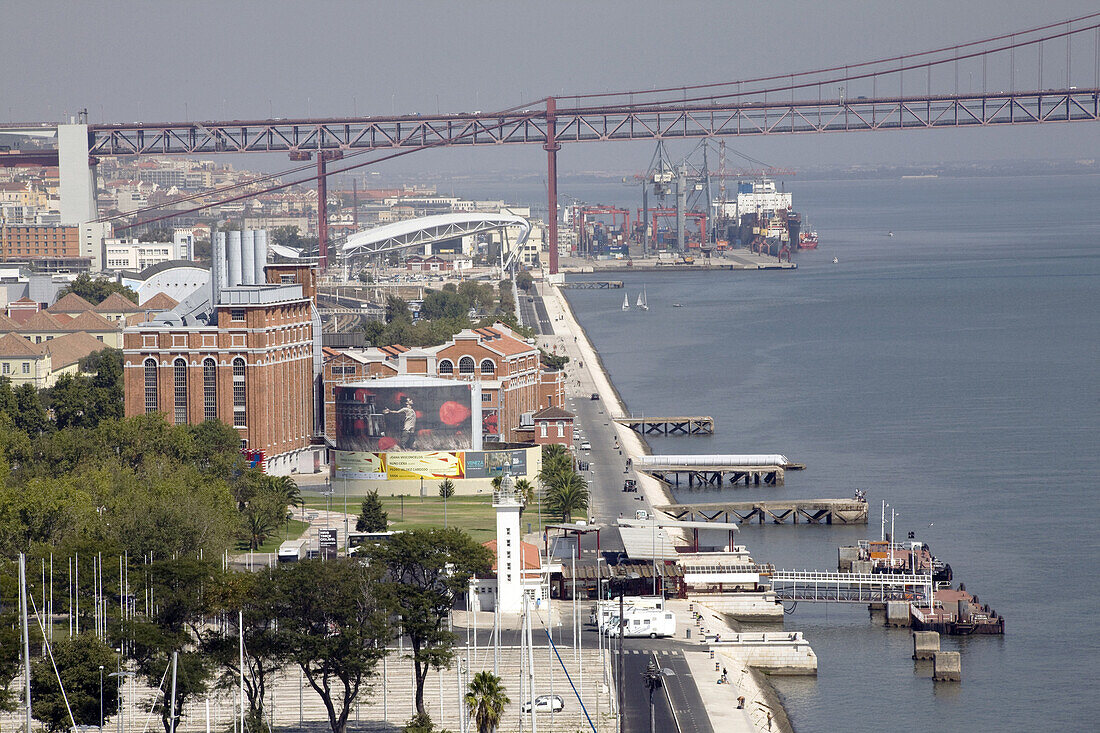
[239,518,310,554]
[298,493,564,544]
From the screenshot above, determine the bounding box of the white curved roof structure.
[342,212,531,266]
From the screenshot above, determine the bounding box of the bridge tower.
[58,121,110,270]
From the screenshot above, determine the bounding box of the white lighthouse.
[493,474,525,613]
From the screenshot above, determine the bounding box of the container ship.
[719,179,818,257]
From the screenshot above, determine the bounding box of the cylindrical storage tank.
[227,230,243,287]
[241,230,256,285]
[254,230,268,284]
[212,232,227,304]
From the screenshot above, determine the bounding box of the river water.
[555,175,1099,731]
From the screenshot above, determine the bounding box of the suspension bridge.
[1,13,1098,272]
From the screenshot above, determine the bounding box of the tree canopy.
[57,273,137,305]
[367,528,493,718]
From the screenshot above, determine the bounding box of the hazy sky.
[3,1,1099,175]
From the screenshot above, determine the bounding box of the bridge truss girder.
[83,90,1100,156]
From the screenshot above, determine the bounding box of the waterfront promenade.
[536,281,795,733]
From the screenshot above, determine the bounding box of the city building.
[103,238,177,271]
[321,324,564,445]
[122,230,323,475]
[530,405,575,446]
[0,330,111,388]
[0,224,80,262]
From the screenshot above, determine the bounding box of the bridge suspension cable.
[561,11,1100,107]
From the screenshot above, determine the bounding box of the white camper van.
[605,607,676,638]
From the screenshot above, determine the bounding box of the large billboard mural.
[334,448,530,482]
[335,382,479,452]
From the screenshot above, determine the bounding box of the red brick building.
[530,405,575,446]
[321,323,565,445]
[123,282,320,475]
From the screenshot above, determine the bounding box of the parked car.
[522,695,564,713]
[580,442,592,451]
[590,393,600,400]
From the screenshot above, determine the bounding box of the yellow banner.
[385,451,465,480]
[334,451,387,480]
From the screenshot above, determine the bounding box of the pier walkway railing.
[769,571,933,603]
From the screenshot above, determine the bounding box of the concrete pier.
[933,651,962,681]
[912,631,941,660]
[886,601,912,627]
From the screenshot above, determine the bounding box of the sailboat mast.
[20,553,32,733]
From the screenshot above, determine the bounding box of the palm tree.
[465,671,509,733]
[438,478,456,498]
[542,443,569,461]
[545,470,589,522]
[513,478,535,507]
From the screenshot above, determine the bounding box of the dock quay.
[613,414,714,436]
[657,498,869,525]
[559,279,623,288]
[633,454,804,487]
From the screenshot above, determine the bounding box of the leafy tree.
[356,490,388,532]
[11,383,50,436]
[276,559,390,733]
[137,227,174,243]
[30,634,119,732]
[402,712,436,733]
[538,349,569,371]
[57,273,137,305]
[515,271,534,291]
[368,528,493,719]
[438,478,455,499]
[385,295,411,324]
[202,569,285,732]
[420,289,469,321]
[465,671,509,733]
[545,470,590,522]
[126,557,216,733]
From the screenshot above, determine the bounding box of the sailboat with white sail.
[636,286,649,311]
[622,292,630,311]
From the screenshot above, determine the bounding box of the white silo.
[227,230,243,287]
[242,230,256,285]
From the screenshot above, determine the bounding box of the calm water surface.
[558,175,1100,731]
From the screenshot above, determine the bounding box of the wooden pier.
[635,461,804,487]
[613,415,714,436]
[655,498,869,525]
[560,280,623,289]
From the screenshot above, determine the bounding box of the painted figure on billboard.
[336,382,476,452]
[384,396,418,449]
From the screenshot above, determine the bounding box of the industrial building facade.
[123,230,322,475]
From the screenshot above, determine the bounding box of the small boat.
[621,293,630,311]
[672,303,683,308]
[636,286,649,311]
[832,257,839,264]
[888,231,895,237]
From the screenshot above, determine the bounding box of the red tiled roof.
[0,332,44,357]
[483,540,541,573]
[44,331,107,369]
[48,293,96,313]
[63,311,116,332]
[533,405,574,420]
[17,311,69,332]
[140,292,179,310]
[93,292,141,313]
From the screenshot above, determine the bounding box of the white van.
[606,608,676,638]
[277,538,308,563]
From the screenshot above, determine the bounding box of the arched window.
[143,358,158,413]
[173,358,188,425]
[202,358,217,421]
[480,359,496,375]
[459,356,475,375]
[232,357,246,428]
[438,359,454,375]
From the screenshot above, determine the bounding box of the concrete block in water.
[933,651,961,681]
[886,601,911,627]
[912,631,940,660]
[852,560,874,574]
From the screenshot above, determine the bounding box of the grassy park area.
[299,492,560,544]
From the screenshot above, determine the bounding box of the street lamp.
[608,570,641,733]
[642,659,674,733]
